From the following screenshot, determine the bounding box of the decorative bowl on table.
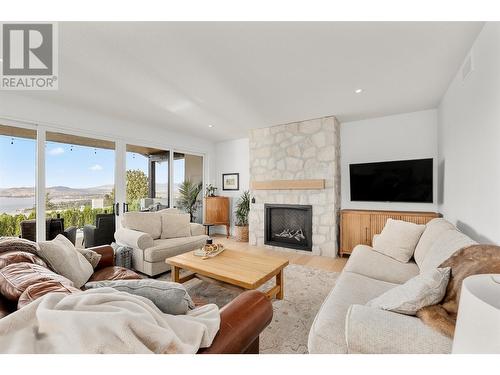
[194,243,224,258]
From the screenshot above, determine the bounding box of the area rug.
[159,264,338,354]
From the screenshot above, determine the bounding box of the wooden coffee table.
[165,249,289,300]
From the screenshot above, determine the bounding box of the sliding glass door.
[125,144,170,212]
[45,132,116,247]
[0,122,206,242]
[121,147,204,222]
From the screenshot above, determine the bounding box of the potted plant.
[205,184,217,197]
[178,180,203,222]
[234,190,250,242]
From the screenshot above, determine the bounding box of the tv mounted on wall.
[349,158,433,203]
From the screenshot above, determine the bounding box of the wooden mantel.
[250,179,325,190]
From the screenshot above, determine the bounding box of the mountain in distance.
[0,187,35,197]
[0,185,114,198]
[0,183,183,198]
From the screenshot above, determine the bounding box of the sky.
[0,135,185,189]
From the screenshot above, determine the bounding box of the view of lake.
[0,196,35,214]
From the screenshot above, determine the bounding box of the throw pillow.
[372,219,425,262]
[0,262,74,301]
[84,279,195,315]
[0,251,48,269]
[38,234,94,288]
[157,208,181,214]
[161,213,191,239]
[121,212,162,239]
[0,237,40,255]
[419,229,476,273]
[76,248,102,269]
[367,267,451,315]
[413,218,455,268]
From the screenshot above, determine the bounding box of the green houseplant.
[234,190,250,242]
[177,180,203,222]
[205,183,217,197]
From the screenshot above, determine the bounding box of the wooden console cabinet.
[339,209,440,256]
[204,196,230,238]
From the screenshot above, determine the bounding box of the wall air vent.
[462,52,474,81]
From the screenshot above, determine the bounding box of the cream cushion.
[190,223,205,236]
[367,267,451,315]
[419,229,476,272]
[122,212,162,239]
[372,219,425,263]
[38,234,93,288]
[157,208,181,214]
[144,235,207,262]
[308,271,398,354]
[344,245,419,284]
[413,218,455,268]
[114,228,154,250]
[345,304,452,353]
[161,213,191,239]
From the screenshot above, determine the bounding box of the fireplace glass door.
[264,204,312,251]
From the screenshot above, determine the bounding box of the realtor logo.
[1,22,58,90]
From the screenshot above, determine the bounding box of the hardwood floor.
[211,234,347,273]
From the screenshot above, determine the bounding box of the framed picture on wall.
[222,173,240,191]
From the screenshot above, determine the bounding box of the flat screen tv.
[349,158,433,203]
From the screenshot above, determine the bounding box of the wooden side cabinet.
[339,209,440,256]
[204,196,230,238]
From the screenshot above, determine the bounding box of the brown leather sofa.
[0,244,273,354]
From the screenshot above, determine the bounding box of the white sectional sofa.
[114,208,208,276]
[308,218,477,354]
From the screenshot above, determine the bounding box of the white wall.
[438,22,500,244]
[213,138,250,236]
[341,109,438,212]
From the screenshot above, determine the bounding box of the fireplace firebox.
[264,204,312,251]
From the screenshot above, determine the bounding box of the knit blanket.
[0,287,220,353]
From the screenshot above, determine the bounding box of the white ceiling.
[17,22,483,142]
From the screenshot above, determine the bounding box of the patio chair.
[20,218,77,245]
[83,213,116,248]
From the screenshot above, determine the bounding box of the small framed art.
[222,173,240,191]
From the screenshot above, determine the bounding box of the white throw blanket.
[0,288,220,354]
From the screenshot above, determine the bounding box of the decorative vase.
[235,225,249,242]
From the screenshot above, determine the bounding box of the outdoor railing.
[0,206,113,237]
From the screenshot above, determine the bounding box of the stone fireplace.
[249,116,340,258]
[265,204,313,251]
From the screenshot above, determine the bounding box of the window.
[126,144,170,212]
[0,124,204,239]
[173,152,203,223]
[45,132,115,229]
[0,124,37,237]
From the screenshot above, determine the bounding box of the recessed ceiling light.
[208,125,214,128]
[355,88,363,94]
